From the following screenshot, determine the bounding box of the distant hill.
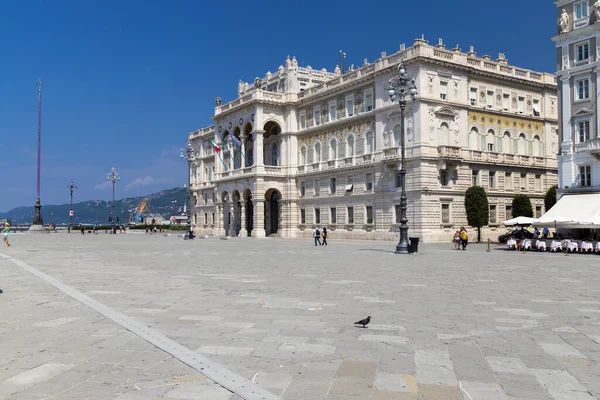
[0,187,188,225]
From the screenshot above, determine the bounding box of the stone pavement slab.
[1,234,600,399]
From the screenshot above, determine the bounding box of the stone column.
[596,67,600,140]
[228,202,236,237]
[240,201,247,237]
[560,75,573,189]
[253,130,265,173]
[252,199,266,238]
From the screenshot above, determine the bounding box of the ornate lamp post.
[107,167,120,234]
[181,141,198,240]
[387,62,418,254]
[67,181,77,232]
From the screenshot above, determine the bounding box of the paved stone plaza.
[1,233,599,400]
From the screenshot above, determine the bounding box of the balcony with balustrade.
[575,138,600,160]
[438,146,462,160]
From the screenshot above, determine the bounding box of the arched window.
[439,123,450,146]
[329,139,337,160]
[271,143,278,166]
[469,127,478,150]
[248,148,254,166]
[347,135,355,156]
[314,142,322,162]
[486,129,495,152]
[300,146,307,165]
[533,136,541,157]
[393,125,401,147]
[518,133,526,155]
[205,167,208,181]
[365,131,374,153]
[502,132,511,154]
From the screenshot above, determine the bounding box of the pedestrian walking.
[3,222,11,247]
[459,227,468,250]
[453,230,461,250]
[322,227,328,246]
[313,226,322,246]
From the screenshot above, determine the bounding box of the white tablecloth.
[551,241,562,251]
[596,242,600,252]
[567,241,579,252]
[506,239,517,248]
[523,239,532,250]
[536,240,547,250]
[580,242,593,251]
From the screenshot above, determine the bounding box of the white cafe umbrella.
[502,216,535,226]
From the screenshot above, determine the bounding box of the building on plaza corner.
[187,37,558,243]
[549,1,600,216]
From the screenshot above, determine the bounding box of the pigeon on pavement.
[354,316,371,328]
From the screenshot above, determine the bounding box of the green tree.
[512,194,533,218]
[544,185,558,212]
[465,186,489,242]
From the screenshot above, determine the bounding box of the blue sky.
[0,0,557,212]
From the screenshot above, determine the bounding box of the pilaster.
[215,202,225,236]
[253,130,265,173]
[252,199,266,238]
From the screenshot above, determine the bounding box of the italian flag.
[210,139,220,153]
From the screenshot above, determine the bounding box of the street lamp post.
[107,167,120,234]
[67,181,77,233]
[387,62,418,254]
[181,141,198,240]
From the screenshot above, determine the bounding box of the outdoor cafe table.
[581,242,593,252]
[551,241,563,252]
[536,240,547,251]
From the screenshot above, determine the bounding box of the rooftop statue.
[559,9,570,33]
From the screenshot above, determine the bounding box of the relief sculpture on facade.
[452,113,460,144]
[429,107,436,141]
[595,0,600,22]
[406,108,414,142]
[382,130,389,147]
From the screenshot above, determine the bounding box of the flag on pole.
[230,135,249,167]
[209,139,220,153]
[210,138,228,171]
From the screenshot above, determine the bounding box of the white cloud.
[125,176,155,190]
[93,181,113,190]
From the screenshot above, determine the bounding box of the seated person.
[542,227,550,239]
[533,228,540,239]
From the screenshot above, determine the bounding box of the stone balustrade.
[575,138,600,155]
[438,146,462,159]
[383,148,399,160]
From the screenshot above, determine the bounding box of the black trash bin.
[409,237,420,254]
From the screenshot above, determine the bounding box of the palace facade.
[553,0,600,197]
[187,37,558,242]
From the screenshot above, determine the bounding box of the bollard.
[487,238,491,252]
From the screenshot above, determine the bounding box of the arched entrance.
[243,189,253,236]
[265,189,281,236]
[231,190,241,236]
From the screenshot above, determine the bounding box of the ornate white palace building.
[187,36,559,242]
[553,0,600,197]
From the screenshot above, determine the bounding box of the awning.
[534,194,600,228]
[345,184,353,191]
[532,104,540,115]
[503,216,535,226]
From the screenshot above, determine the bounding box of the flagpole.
[210,139,228,171]
[215,130,235,168]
